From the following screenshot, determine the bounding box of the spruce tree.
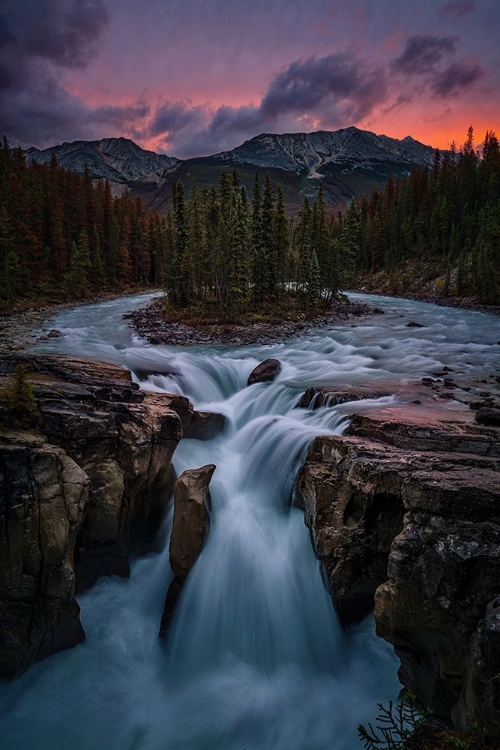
[0,365,41,429]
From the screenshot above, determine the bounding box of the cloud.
[0,0,147,147]
[261,54,387,121]
[439,0,475,18]
[160,52,389,157]
[431,60,484,97]
[149,101,206,138]
[390,35,457,75]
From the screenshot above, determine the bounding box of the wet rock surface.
[247,358,282,385]
[159,464,215,637]
[185,411,226,440]
[1,355,191,591]
[297,385,389,409]
[295,393,500,737]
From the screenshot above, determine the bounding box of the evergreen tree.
[0,365,41,429]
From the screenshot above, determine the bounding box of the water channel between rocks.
[0,293,498,750]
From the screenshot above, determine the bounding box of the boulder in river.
[247,358,281,386]
[185,411,226,440]
[475,407,500,427]
[159,464,215,637]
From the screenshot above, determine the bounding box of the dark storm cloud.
[390,35,457,76]
[0,0,148,147]
[19,0,108,68]
[149,102,206,138]
[164,53,389,157]
[260,54,387,120]
[440,0,476,18]
[431,60,484,97]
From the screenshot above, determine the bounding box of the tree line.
[0,138,168,307]
[164,171,353,314]
[349,126,500,303]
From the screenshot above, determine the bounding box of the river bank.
[0,290,159,353]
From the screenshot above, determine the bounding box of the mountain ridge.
[25,136,179,185]
[25,127,444,211]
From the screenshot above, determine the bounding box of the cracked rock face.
[0,433,88,679]
[295,402,500,737]
[0,354,193,677]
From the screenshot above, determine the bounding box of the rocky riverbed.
[125,296,376,346]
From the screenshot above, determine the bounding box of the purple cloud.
[162,52,389,157]
[439,0,476,18]
[0,0,150,147]
[431,60,484,97]
[390,35,457,75]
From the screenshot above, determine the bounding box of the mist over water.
[1,293,498,749]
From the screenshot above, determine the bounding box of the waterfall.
[1,292,497,749]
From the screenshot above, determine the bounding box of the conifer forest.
[1,127,499,312]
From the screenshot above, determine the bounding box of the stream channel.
[1,293,499,750]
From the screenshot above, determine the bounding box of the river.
[0,293,498,750]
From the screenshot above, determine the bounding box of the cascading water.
[1,293,498,749]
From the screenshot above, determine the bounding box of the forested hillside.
[352,127,500,303]
[0,138,168,309]
[2,127,498,314]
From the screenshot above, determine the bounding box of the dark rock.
[345,411,500,457]
[0,355,189,593]
[295,403,500,737]
[475,408,500,427]
[458,596,500,737]
[407,321,425,328]
[184,411,225,440]
[47,329,62,338]
[159,464,216,637]
[247,359,281,386]
[0,433,88,679]
[371,308,385,314]
[297,385,388,410]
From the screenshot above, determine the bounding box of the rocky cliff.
[295,389,500,738]
[0,354,193,678]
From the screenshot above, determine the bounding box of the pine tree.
[227,193,250,310]
[0,206,22,303]
[273,185,290,291]
[63,232,92,298]
[0,365,42,429]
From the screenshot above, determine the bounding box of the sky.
[0,0,499,158]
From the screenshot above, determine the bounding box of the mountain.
[145,127,442,214]
[25,127,442,212]
[25,137,179,185]
[215,127,439,176]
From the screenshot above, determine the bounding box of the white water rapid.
[1,293,498,750]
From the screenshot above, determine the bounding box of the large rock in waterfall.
[185,410,226,440]
[0,433,88,679]
[159,464,216,637]
[247,359,281,386]
[295,400,500,737]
